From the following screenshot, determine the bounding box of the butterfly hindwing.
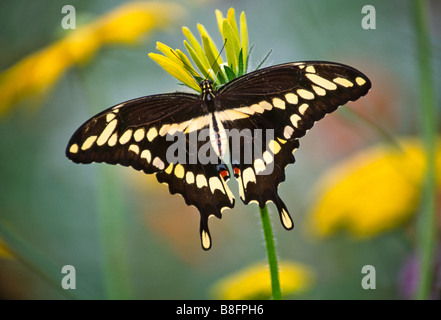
[155,134,235,250]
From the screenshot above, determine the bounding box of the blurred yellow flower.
[0,239,13,259]
[210,261,314,300]
[308,137,441,238]
[0,1,185,116]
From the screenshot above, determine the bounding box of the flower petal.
[182,26,211,72]
[148,53,200,92]
[240,11,249,69]
[210,261,314,300]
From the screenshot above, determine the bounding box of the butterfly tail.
[199,216,212,250]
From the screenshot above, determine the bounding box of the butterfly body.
[66,61,371,250]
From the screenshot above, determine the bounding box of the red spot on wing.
[220,170,229,180]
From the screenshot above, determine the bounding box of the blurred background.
[0,0,440,299]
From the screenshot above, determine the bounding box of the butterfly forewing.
[217,61,371,140]
[66,61,371,250]
[67,93,201,168]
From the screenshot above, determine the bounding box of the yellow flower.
[0,1,185,116]
[308,137,441,238]
[210,261,314,300]
[148,7,249,92]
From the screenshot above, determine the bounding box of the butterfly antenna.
[208,38,227,83]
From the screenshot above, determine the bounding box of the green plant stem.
[412,0,438,300]
[259,206,282,300]
[97,166,133,299]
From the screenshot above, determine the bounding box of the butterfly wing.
[66,93,235,250]
[67,93,202,170]
[216,61,371,229]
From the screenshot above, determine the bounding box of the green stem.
[97,166,133,299]
[259,206,282,300]
[412,0,438,300]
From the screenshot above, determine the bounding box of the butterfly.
[66,61,371,250]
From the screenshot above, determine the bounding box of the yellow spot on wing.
[119,129,132,145]
[196,174,208,188]
[242,167,256,188]
[356,77,367,86]
[69,143,79,154]
[186,171,195,184]
[147,127,158,141]
[285,93,298,105]
[281,208,293,229]
[177,119,191,132]
[166,123,180,136]
[81,135,97,150]
[152,157,165,170]
[305,65,316,73]
[263,150,274,165]
[272,97,286,110]
[277,137,287,144]
[250,103,265,113]
[333,77,353,87]
[268,139,281,154]
[297,89,314,100]
[174,164,185,178]
[299,103,309,115]
[209,177,225,194]
[165,163,174,174]
[312,85,326,96]
[134,128,145,142]
[259,100,273,110]
[306,73,338,90]
[201,230,211,250]
[185,115,210,133]
[254,158,266,174]
[97,119,118,146]
[234,106,255,115]
[217,109,249,122]
[108,132,118,147]
[128,144,140,155]
[106,113,116,122]
[290,114,302,128]
[141,149,151,162]
[159,124,170,136]
[284,126,294,139]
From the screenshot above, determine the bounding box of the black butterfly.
[66,61,371,250]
